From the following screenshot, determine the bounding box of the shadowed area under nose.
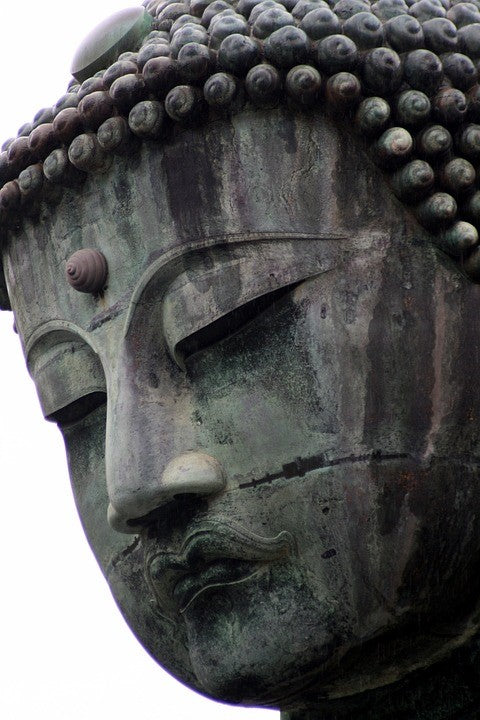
[108,451,226,532]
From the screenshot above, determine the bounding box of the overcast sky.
[0,3,277,719]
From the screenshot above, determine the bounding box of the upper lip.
[144,520,296,614]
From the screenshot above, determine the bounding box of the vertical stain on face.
[161,127,222,239]
[443,280,480,456]
[363,243,435,457]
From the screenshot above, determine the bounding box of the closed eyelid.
[162,249,336,368]
[122,234,345,344]
[175,280,303,365]
[27,329,106,422]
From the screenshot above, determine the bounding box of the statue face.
[5,110,480,707]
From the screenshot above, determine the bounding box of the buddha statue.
[3,0,480,717]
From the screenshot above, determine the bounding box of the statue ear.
[0,263,11,310]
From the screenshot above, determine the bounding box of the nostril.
[107,451,226,534]
[107,504,141,534]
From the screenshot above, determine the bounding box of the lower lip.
[173,559,261,612]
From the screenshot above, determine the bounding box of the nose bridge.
[105,349,225,532]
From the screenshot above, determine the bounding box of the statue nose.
[107,451,226,534]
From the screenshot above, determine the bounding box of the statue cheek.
[61,405,123,571]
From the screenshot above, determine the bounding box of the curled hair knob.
[66,249,108,294]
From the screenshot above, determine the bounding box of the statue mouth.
[144,520,296,615]
[172,559,265,614]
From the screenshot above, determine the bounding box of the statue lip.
[173,558,265,614]
[144,520,296,615]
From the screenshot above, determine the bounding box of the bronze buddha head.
[4,1,480,716]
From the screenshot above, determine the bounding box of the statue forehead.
[4,108,400,349]
[4,0,480,344]
[2,0,480,303]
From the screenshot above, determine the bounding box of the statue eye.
[47,390,107,426]
[176,281,300,363]
[27,332,106,426]
[160,240,334,369]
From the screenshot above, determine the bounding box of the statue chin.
[182,562,340,705]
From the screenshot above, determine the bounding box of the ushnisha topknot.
[3,0,480,282]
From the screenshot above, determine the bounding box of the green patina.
[3,3,480,719]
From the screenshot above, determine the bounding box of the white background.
[0,2,278,718]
